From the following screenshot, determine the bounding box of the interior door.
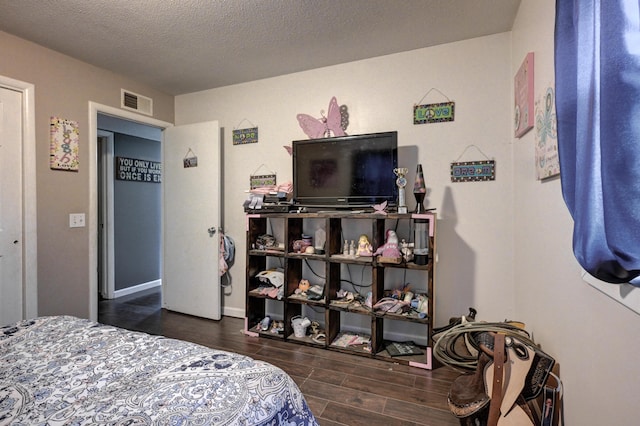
[163,121,221,320]
[0,87,23,325]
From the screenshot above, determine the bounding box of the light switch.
[69,213,86,228]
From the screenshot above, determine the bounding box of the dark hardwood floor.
[99,288,461,426]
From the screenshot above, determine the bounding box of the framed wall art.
[50,116,79,171]
[535,86,559,180]
[514,52,534,138]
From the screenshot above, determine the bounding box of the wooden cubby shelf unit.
[244,211,436,369]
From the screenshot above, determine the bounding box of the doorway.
[88,103,171,321]
[89,103,222,323]
[96,114,163,327]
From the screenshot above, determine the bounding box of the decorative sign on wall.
[250,174,277,189]
[50,117,80,171]
[451,160,496,182]
[115,157,162,183]
[250,163,277,189]
[413,101,455,124]
[514,52,535,138]
[413,88,455,125]
[183,148,198,168]
[535,86,559,180]
[233,127,259,145]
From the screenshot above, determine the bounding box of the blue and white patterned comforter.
[0,316,318,425]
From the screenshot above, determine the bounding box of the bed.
[0,315,319,425]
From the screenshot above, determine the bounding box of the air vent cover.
[121,89,153,116]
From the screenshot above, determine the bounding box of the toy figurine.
[373,230,402,259]
[400,239,414,262]
[297,279,310,294]
[356,234,373,257]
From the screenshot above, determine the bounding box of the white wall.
[177,4,640,421]
[512,1,640,425]
[176,32,515,322]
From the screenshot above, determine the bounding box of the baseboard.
[113,279,161,298]
[223,306,245,318]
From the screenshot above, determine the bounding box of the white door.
[163,121,221,320]
[0,87,23,325]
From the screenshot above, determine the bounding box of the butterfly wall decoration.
[297,96,349,139]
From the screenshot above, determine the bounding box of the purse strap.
[487,333,506,426]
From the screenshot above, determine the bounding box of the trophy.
[393,167,409,214]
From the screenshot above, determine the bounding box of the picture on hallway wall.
[49,116,79,171]
[115,156,162,183]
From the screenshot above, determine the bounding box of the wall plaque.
[413,101,455,124]
[50,117,79,171]
[116,156,162,183]
[451,160,495,182]
[250,174,276,189]
[514,52,535,138]
[233,127,259,145]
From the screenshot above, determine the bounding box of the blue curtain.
[555,0,640,285]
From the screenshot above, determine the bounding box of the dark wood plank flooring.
[99,288,461,426]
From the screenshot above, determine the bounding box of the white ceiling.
[0,0,521,96]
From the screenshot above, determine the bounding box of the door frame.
[88,102,172,321]
[98,130,115,299]
[0,76,37,319]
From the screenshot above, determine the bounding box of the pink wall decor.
[50,116,79,171]
[514,52,534,138]
[297,96,349,139]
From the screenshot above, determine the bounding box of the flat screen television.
[292,131,398,209]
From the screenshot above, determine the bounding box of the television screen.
[292,131,398,208]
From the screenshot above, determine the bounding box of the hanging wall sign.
[250,174,276,190]
[183,156,198,168]
[451,160,496,182]
[233,127,259,145]
[115,157,162,183]
[183,148,198,168]
[50,116,80,171]
[250,164,277,189]
[413,101,455,124]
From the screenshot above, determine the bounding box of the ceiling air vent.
[121,89,153,116]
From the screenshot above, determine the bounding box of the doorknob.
[208,227,217,237]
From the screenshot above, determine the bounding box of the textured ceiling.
[0,0,521,95]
